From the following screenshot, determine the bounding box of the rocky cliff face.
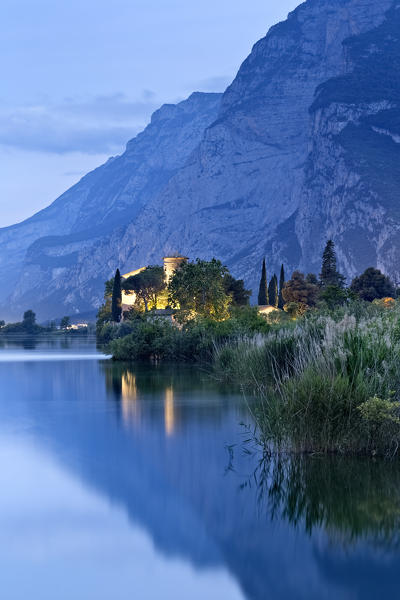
[296,1,400,284]
[1,0,399,319]
[0,93,222,318]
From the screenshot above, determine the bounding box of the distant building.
[257,305,280,316]
[121,256,188,310]
[163,256,188,282]
[66,323,88,330]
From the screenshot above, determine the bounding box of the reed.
[214,304,400,456]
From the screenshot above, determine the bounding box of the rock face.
[0,93,222,318]
[1,0,399,319]
[297,1,400,283]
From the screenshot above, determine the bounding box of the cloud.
[0,93,159,154]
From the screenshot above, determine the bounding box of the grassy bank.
[214,302,400,457]
[98,306,271,363]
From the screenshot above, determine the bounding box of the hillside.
[1,0,400,319]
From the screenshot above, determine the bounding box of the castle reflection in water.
[120,370,176,436]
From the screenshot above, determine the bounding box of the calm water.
[0,336,399,599]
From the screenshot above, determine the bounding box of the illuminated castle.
[121,255,188,309]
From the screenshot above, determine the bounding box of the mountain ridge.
[1,0,399,319]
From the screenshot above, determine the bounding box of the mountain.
[1,0,399,319]
[297,1,400,281]
[0,93,222,319]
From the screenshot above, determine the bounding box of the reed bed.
[214,304,400,456]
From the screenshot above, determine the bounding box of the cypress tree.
[273,274,279,308]
[278,264,285,309]
[268,274,279,308]
[320,240,345,288]
[111,268,122,322]
[258,258,269,305]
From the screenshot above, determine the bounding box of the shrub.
[97,321,135,345]
[107,306,272,363]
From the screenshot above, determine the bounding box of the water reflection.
[1,341,400,599]
[254,454,400,550]
[104,361,400,552]
[102,362,240,437]
[0,334,39,350]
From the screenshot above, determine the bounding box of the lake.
[0,336,399,599]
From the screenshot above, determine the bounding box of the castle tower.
[163,256,188,282]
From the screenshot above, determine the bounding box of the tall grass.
[214,303,400,456]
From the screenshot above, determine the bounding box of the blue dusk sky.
[0,0,299,227]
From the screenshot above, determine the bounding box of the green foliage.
[104,277,114,298]
[319,285,348,309]
[123,265,166,311]
[168,258,231,321]
[358,396,399,426]
[282,271,319,308]
[283,301,308,319]
[278,264,285,309]
[96,298,112,333]
[0,310,44,335]
[214,326,298,386]
[320,240,345,288]
[109,319,211,363]
[214,302,400,456]
[257,258,269,305]
[23,310,36,329]
[60,316,70,330]
[222,273,251,306]
[357,396,400,455]
[110,320,180,361]
[268,274,278,308]
[305,273,318,285]
[351,267,395,302]
[108,306,271,363]
[111,269,122,322]
[228,306,270,333]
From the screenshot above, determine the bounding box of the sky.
[0,0,300,227]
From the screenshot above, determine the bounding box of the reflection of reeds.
[250,452,400,550]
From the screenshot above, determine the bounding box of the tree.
[320,240,345,288]
[306,273,318,285]
[284,301,308,319]
[60,316,70,330]
[268,274,279,308]
[282,271,319,308]
[350,268,395,302]
[319,285,348,309]
[258,258,269,305]
[278,264,285,309]
[223,273,251,306]
[123,266,165,312]
[104,277,114,298]
[22,310,37,332]
[168,258,231,320]
[0,320,4,328]
[111,269,122,322]
[96,299,112,329]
